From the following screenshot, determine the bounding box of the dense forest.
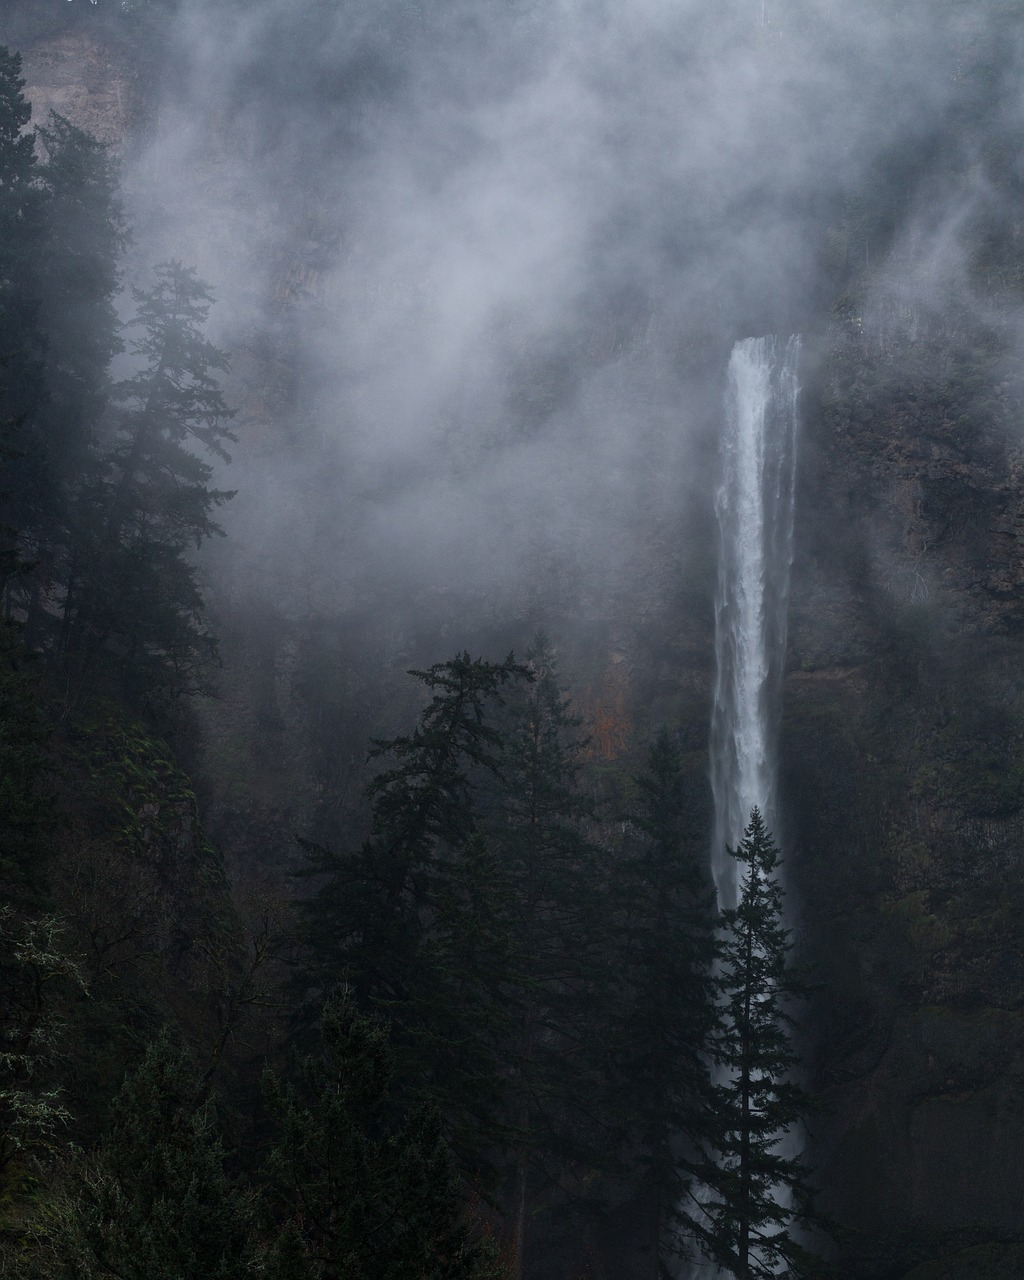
[0,19,818,1275]
[3,0,1024,1277]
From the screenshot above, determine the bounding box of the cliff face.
[19,29,135,144]
[781,314,1024,1278]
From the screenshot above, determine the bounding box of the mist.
[109,0,1004,655]
[2,7,1023,1271]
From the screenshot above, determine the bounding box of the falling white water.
[678,337,799,1280]
[709,334,800,910]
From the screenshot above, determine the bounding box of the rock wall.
[19,29,134,144]
[782,316,1024,1279]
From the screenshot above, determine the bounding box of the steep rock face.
[784,318,1024,1278]
[19,29,135,144]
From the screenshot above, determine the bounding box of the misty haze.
[1,1,1023,1277]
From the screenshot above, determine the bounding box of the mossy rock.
[901,1243,1024,1279]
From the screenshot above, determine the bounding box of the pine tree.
[23,112,126,659]
[0,621,52,901]
[0,85,126,648]
[62,261,235,701]
[482,633,609,1277]
[609,729,719,1280]
[0,46,48,608]
[36,112,124,491]
[0,909,85,1190]
[299,652,529,1166]
[261,994,501,1280]
[0,403,29,593]
[35,113,124,635]
[699,809,815,1280]
[0,46,42,426]
[35,1035,256,1280]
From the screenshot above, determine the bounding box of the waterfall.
[709,334,800,910]
[678,336,799,1280]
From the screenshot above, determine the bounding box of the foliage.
[61,262,235,703]
[0,623,52,903]
[66,703,198,856]
[29,1035,256,1280]
[0,46,46,581]
[481,633,611,1273]
[37,113,125,497]
[261,994,501,1280]
[34,111,125,661]
[608,729,719,1278]
[0,43,230,708]
[697,810,816,1280]
[0,908,86,1189]
[298,652,529,1164]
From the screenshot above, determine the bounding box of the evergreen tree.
[0,407,21,593]
[699,809,815,1280]
[35,1035,256,1280]
[0,46,48,605]
[299,652,529,1166]
[0,621,52,901]
[609,730,719,1280]
[36,112,124,510]
[0,909,85,1191]
[0,45,42,429]
[262,994,500,1280]
[0,86,125,647]
[62,261,235,701]
[34,113,126,655]
[482,634,609,1277]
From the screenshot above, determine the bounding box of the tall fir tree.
[262,994,501,1280]
[0,76,126,648]
[0,401,30,594]
[609,729,719,1280]
[34,113,126,655]
[0,46,48,611]
[699,809,816,1280]
[35,112,124,494]
[482,633,610,1278]
[0,909,85,1193]
[29,1034,255,1280]
[0,44,42,427]
[37,111,124,581]
[299,652,529,1168]
[0,621,52,902]
[61,261,235,702]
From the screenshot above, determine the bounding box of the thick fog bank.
[110,0,1011,639]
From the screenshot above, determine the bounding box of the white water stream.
[709,334,800,910]
[679,335,799,1280]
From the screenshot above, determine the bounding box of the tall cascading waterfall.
[680,335,799,1280]
[709,334,800,910]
